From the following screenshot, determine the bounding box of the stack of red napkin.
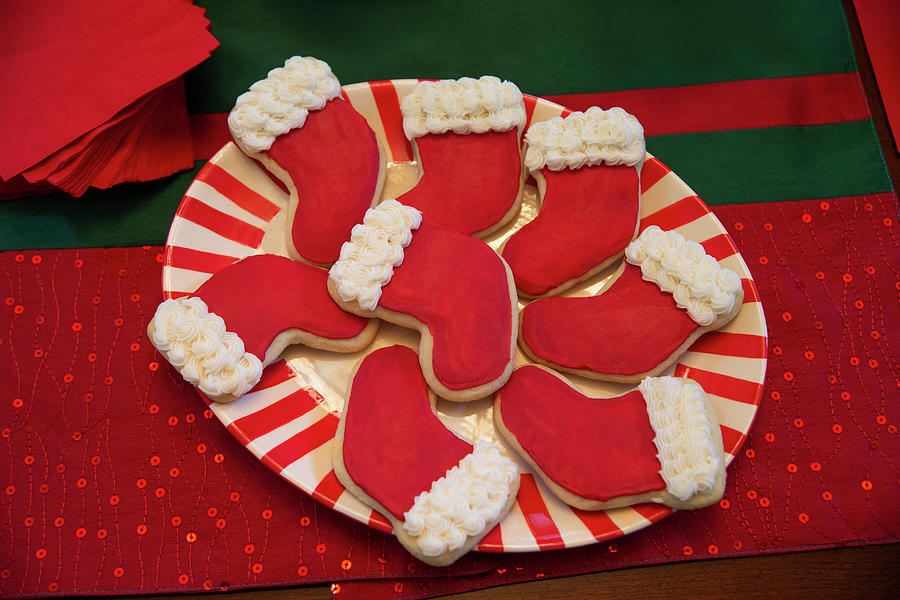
[0,0,218,199]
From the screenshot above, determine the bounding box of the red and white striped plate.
[161,80,767,553]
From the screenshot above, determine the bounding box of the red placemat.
[1,194,898,598]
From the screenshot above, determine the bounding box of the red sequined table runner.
[1,193,898,599]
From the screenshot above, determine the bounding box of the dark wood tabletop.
[133,2,900,599]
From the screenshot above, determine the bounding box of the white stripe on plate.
[676,215,732,247]
[722,300,767,337]
[162,265,213,294]
[679,351,767,381]
[706,391,760,435]
[211,377,300,425]
[213,142,290,207]
[246,405,333,457]
[536,483,597,549]
[186,180,272,229]
[497,499,538,552]
[604,505,653,535]
[279,437,335,484]
[168,217,260,258]
[640,171,689,215]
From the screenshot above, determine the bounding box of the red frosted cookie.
[519,226,744,382]
[501,107,644,298]
[148,254,378,402]
[228,56,385,266]
[397,76,526,238]
[333,345,519,566]
[327,200,518,402]
[495,366,726,511]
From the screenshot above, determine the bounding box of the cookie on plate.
[328,200,518,402]
[494,365,726,511]
[501,107,644,298]
[519,225,744,382]
[148,254,377,402]
[228,56,385,266]
[333,345,519,566]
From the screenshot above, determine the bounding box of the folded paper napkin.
[0,0,217,198]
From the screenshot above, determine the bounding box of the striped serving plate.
[161,80,768,553]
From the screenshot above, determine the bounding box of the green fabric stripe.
[187,0,856,113]
[0,165,201,251]
[0,121,891,251]
[647,120,892,206]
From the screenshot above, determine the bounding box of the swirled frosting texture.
[148,297,263,399]
[401,76,526,139]
[402,441,518,557]
[640,376,721,502]
[624,225,742,326]
[228,56,341,154]
[524,106,645,172]
[328,199,422,311]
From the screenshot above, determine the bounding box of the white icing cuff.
[401,76,526,139]
[148,297,263,399]
[624,226,742,326]
[228,56,342,154]
[639,376,721,502]
[524,107,645,172]
[328,199,422,311]
[402,441,518,557]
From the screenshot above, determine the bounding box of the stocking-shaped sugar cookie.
[228,56,385,265]
[519,226,744,382]
[328,200,518,402]
[148,254,378,402]
[333,345,519,566]
[495,366,726,510]
[501,107,644,298]
[397,76,526,238]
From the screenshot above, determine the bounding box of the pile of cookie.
[148,57,744,566]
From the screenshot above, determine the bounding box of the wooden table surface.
[133,3,900,598]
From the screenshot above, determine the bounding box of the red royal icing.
[502,164,639,296]
[398,129,521,235]
[342,345,472,519]
[499,366,665,501]
[267,98,381,264]
[379,222,514,390]
[521,264,699,376]
[194,254,371,360]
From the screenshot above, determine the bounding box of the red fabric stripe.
[523,95,538,131]
[720,424,746,456]
[689,331,768,359]
[258,413,338,473]
[310,470,345,508]
[570,507,624,543]
[853,0,900,152]
[630,503,672,524]
[640,195,710,232]
[368,81,413,162]
[178,197,266,248]
[165,245,239,274]
[226,388,322,446]
[367,510,392,533]
[198,162,281,221]
[640,157,670,193]
[700,233,739,260]
[542,73,869,136]
[674,364,763,405]
[742,278,760,303]
[515,474,566,551]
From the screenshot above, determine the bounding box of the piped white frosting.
[524,106,645,172]
[624,226,742,326]
[402,441,518,557]
[639,376,721,502]
[228,56,342,154]
[328,199,422,311]
[401,76,526,139]
[148,297,263,399]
